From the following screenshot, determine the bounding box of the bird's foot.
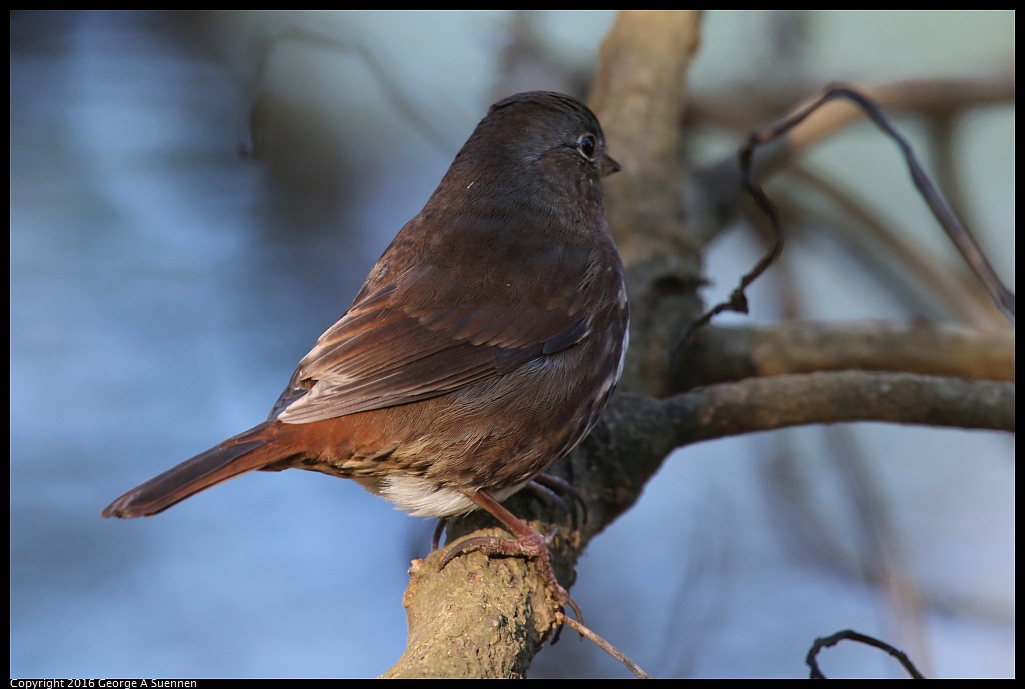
[441,489,583,630]
[441,523,583,626]
[528,473,588,527]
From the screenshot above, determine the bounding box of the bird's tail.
[102,421,296,519]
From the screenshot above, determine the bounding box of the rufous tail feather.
[102,422,294,518]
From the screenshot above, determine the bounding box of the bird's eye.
[577,134,597,160]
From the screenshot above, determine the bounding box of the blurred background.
[10,10,1013,678]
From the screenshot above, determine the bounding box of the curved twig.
[806,629,925,679]
[757,85,1014,318]
[686,84,1014,351]
[680,130,785,342]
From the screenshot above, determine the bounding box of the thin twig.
[685,73,1015,246]
[680,131,785,342]
[686,84,1015,349]
[806,628,925,679]
[758,85,1013,318]
[557,612,652,679]
[924,113,975,235]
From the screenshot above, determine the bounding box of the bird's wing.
[274,241,595,424]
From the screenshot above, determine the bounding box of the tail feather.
[102,422,293,519]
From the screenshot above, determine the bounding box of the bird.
[102,90,628,610]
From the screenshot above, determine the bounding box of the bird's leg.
[531,473,588,526]
[436,477,582,550]
[441,490,583,624]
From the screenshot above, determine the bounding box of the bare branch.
[657,373,1016,448]
[558,614,652,679]
[687,73,1015,246]
[806,629,926,679]
[589,11,708,397]
[674,321,1015,392]
[687,73,1015,135]
[743,85,1014,318]
[923,113,974,235]
[589,10,703,266]
[786,77,1015,154]
[388,11,707,677]
[383,544,557,678]
[574,371,1014,540]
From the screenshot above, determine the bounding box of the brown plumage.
[102,92,628,606]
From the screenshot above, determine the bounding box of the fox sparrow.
[103,91,628,611]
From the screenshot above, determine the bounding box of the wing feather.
[276,243,596,424]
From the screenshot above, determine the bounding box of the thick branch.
[387,370,1012,676]
[389,11,706,677]
[591,374,1013,509]
[674,321,1015,392]
[387,16,1014,681]
[589,11,707,397]
[383,541,558,678]
[551,371,1015,552]
[656,372,1015,445]
[589,10,702,266]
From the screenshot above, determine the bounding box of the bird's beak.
[601,152,622,177]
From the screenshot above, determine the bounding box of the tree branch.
[385,16,1015,679]
[687,73,1015,246]
[555,371,1015,558]
[686,73,1015,135]
[388,10,707,677]
[573,373,1014,542]
[673,321,1015,392]
[655,372,1014,445]
[589,10,707,398]
[386,368,1012,677]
